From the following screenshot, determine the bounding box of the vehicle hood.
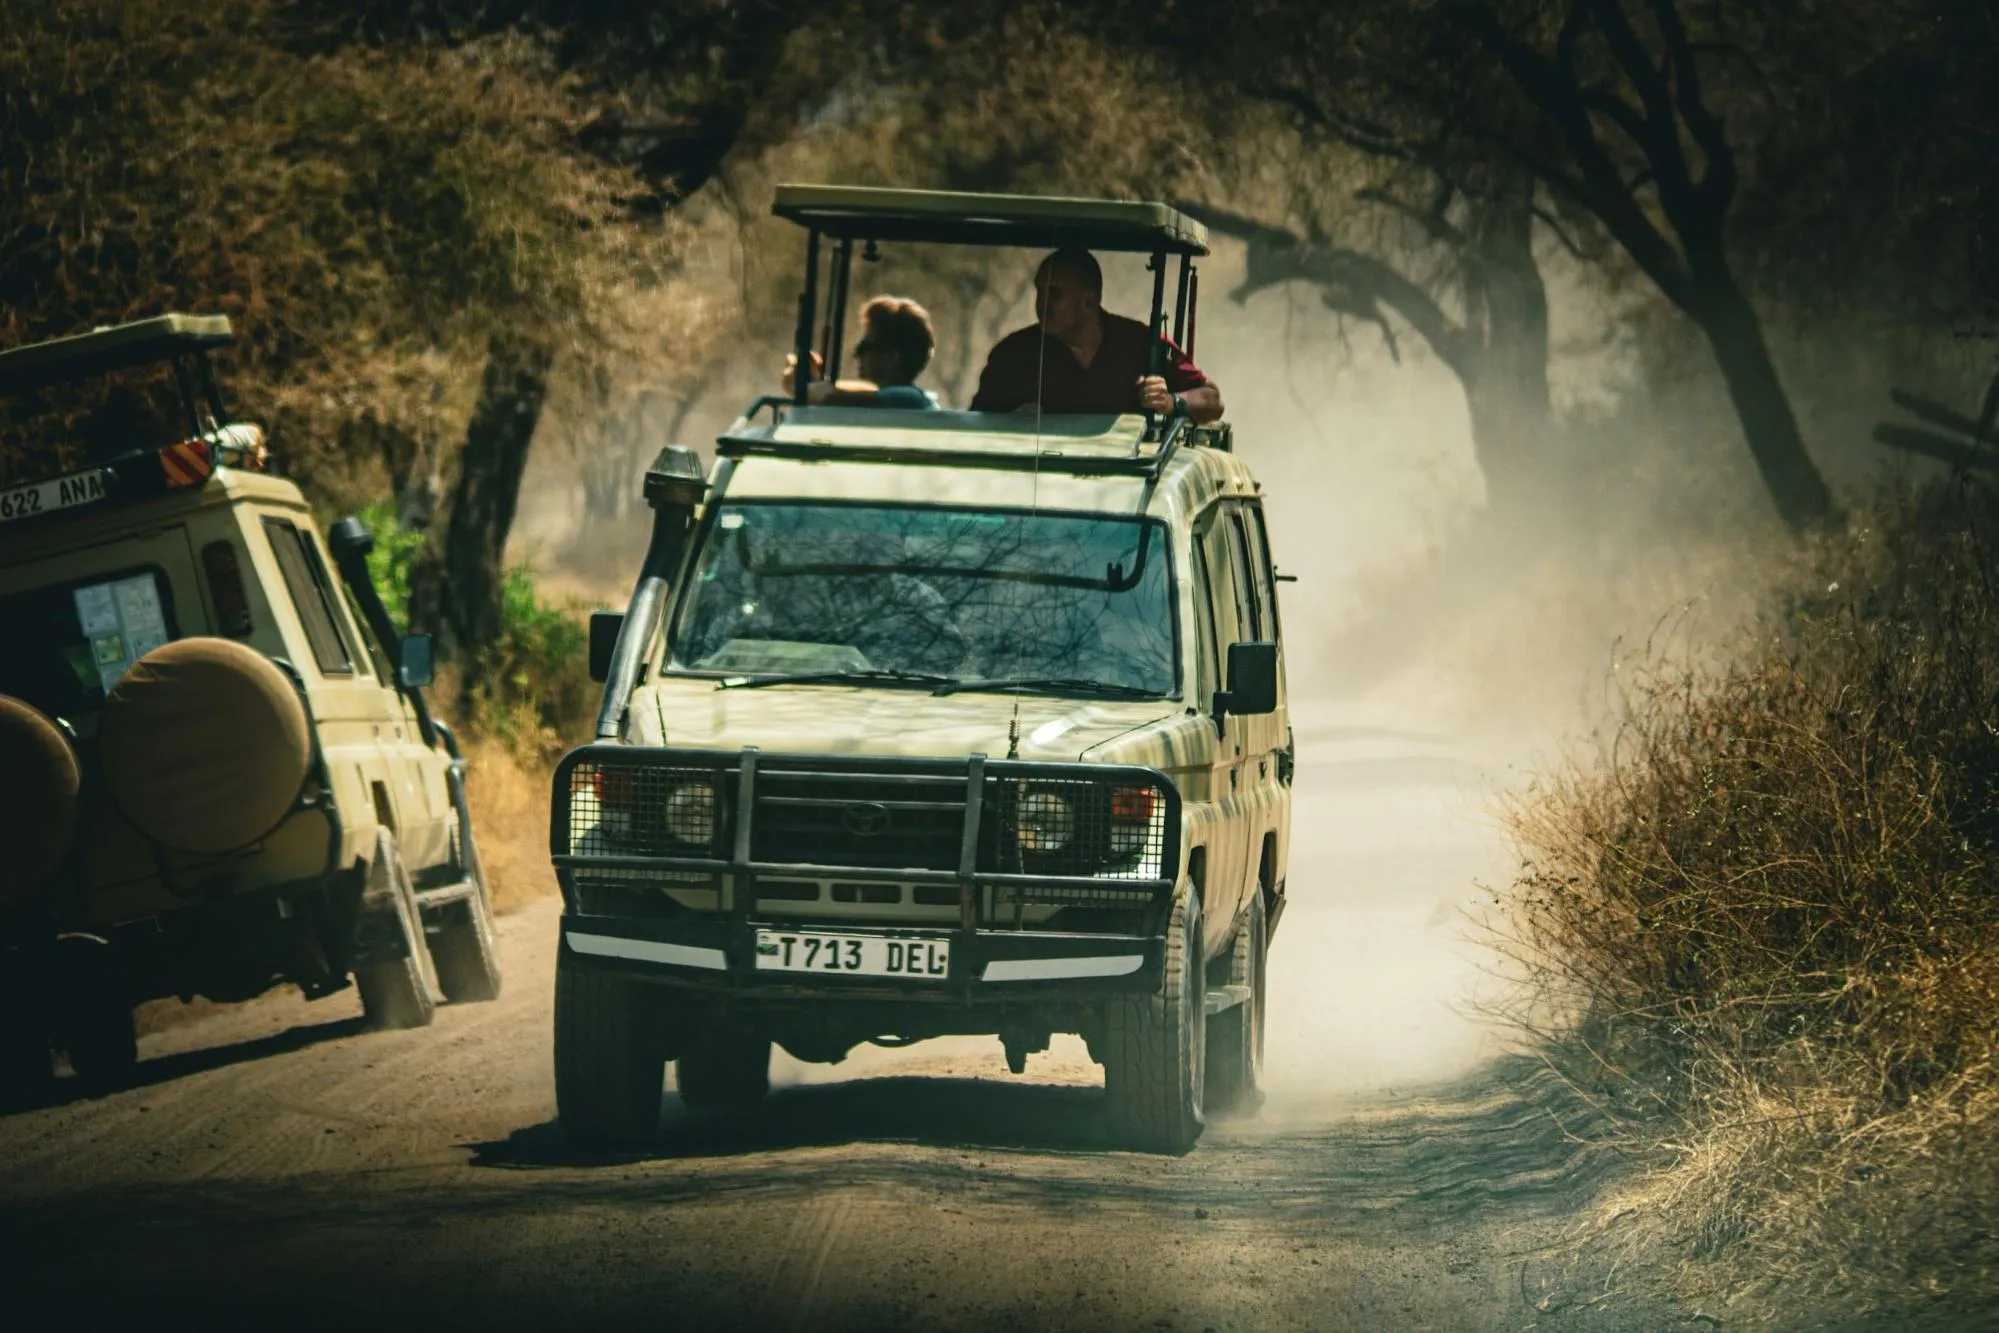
[623,676,1179,762]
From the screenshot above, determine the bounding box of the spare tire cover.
[0,695,82,898]
[99,638,312,855]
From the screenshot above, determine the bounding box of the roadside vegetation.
[1498,474,1999,1315]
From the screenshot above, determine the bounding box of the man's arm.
[1137,376,1224,424]
[1139,333,1223,423]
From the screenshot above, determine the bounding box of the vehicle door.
[1231,501,1290,918]
[250,510,449,872]
[1191,506,1253,951]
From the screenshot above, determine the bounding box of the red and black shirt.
[969,312,1208,414]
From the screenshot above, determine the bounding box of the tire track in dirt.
[0,705,1670,1330]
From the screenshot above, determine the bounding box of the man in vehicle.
[970,249,1223,422]
[784,294,939,408]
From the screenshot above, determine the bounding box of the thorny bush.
[1500,476,1999,1311]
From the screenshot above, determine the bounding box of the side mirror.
[589,611,625,684]
[1216,640,1278,717]
[398,634,434,689]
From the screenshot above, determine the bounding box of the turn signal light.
[1110,787,1155,822]
[591,766,636,808]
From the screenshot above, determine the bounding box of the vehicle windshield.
[667,503,1177,696]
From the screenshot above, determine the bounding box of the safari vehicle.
[0,315,500,1099]
[552,187,1291,1153]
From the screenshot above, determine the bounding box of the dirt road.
[0,705,1669,1331]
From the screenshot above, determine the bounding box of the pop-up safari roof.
[764,186,1210,425]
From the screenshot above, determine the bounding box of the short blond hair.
[860,295,935,382]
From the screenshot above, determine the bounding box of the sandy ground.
[0,701,1680,1332]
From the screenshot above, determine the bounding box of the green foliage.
[466,564,594,760]
[355,501,425,630]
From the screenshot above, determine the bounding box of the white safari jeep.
[0,315,500,1100]
[552,189,1292,1152]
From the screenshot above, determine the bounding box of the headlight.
[1016,789,1075,852]
[662,781,717,846]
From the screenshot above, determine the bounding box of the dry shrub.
[460,734,558,915]
[1499,476,1999,1313]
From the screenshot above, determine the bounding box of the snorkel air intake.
[594,445,706,739]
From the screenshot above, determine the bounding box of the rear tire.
[353,832,437,1031]
[674,1032,772,1112]
[1103,886,1206,1153]
[63,988,137,1094]
[554,947,664,1150]
[53,937,136,1094]
[428,809,502,1004]
[1206,889,1266,1117]
[0,1012,54,1108]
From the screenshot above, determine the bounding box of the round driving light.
[1016,790,1075,853]
[662,781,717,845]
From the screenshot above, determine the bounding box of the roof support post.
[1172,254,1192,346]
[169,357,205,439]
[1145,250,1168,379]
[794,229,822,407]
[828,237,855,380]
[1186,268,1200,360]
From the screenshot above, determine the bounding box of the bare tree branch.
[1356,184,1470,250]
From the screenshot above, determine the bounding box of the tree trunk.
[1691,270,1835,532]
[413,334,554,695]
[1461,184,1555,519]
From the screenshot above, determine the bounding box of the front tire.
[1104,886,1206,1153]
[674,1031,771,1112]
[554,947,666,1150]
[1206,888,1267,1117]
[353,831,438,1031]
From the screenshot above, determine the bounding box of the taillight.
[201,539,253,637]
[1110,787,1156,822]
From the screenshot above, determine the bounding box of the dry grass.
[1496,476,1999,1315]
[460,734,559,916]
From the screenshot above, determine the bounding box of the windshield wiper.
[932,675,1163,699]
[717,668,959,691]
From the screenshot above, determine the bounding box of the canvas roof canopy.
[0,314,234,397]
[772,185,1210,256]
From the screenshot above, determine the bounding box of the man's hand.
[1136,375,1175,415]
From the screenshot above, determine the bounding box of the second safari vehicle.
[552,187,1292,1153]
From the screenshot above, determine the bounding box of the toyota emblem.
[842,801,892,837]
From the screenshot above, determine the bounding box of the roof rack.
[772,185,1209,256]
[717,405,1190,480]
[0,314,235,397]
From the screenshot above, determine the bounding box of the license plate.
[0,468,108,524]
[754,930,950,980]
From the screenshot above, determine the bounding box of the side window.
[1226,507,1265,642]
[1241,503,1280,640]
[1190,537,1221,700]
[1202,510,1248,648]
[263,518,355,676]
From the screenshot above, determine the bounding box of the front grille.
[560,752,1175,906]
[752,769,968,871]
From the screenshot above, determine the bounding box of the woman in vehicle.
[782,295,938,409]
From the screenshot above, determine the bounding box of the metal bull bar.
[549,744,1183,999]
